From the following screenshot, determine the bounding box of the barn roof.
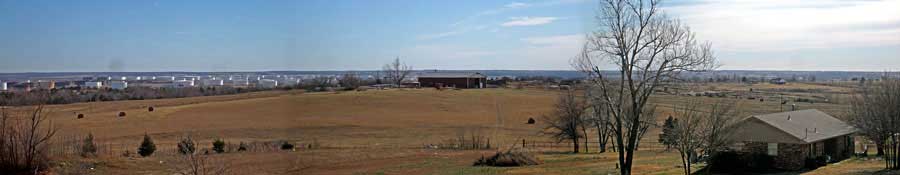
[418,72,486,78]
[742,109,856,144]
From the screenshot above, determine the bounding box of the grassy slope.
[35,84,884,174]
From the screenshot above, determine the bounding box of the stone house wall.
[774,143,808,170]
[742,142,809,170]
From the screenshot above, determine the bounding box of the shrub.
[77,113,84,119]
[138,134,156,157]
[473,150,542,167]
[708,151,778,173]
[746,153,775,172]
[708,151,744,172]
[178,136,197,155]
[212,139,226,153]
[237,142,248,152]
[280,141,295,150]
[81,133,98,157]
[118,112,126,117]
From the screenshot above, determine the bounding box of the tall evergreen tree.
[659,116,678,151]
[138,133,156,157]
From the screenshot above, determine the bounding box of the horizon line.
[0,69,897,74]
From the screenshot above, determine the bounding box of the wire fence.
[45,133,325,159]
[513,139,669,152]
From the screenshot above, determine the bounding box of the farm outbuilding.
[110,81,128,90]
[83,81,102,89]
[730,109,856,170]
[258,79,279,88]
[417,72,487,89]
[172,80,195,88]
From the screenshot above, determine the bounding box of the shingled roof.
[737,109,856,144]
[418,72,486,78]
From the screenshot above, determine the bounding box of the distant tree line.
[0,86,270,106]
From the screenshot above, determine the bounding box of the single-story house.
[417,72,487,89]
[730,109,856,170]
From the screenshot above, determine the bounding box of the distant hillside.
[0,70,892,81]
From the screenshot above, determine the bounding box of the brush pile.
[473,149,542,167]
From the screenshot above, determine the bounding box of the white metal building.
[231,79,249,86]
[1,82,7,91]
[83,81,102,89]
[280,79,300,87]
[258,79,278,88]
[200,79,224,87]
[110,81,128,90]
[172,80,195,88]
[155,76,176,81]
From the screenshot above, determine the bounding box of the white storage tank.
[231,79,249,86]
[173,80,195,88]
[201,79,224,87]
[84,81,103,89]
[110,81,128,90]
[258,79,278,88]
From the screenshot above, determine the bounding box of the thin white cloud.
[502,17,560,27]
[505,2,530,8]
[451,2,528,27]
[665,0,900,52]
[452,0,586,27]
[521,34,583,46]
[416,25,487,40]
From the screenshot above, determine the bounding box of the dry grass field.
[15,83,886,174]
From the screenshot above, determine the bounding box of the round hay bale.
[77,114,84,119]
[118,112,126,117]
[148,106,154,112]
[526,118,536,124]
[280,142,295,150]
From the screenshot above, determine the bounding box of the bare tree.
[700,99,740,172]
[850,77,900,170]
[670,98,739,175]
[0,105,58,174]
[174,135,231,175]
[572,0,717,173]
[587,87,613,153]
[541,89,587,153]
[671,100,704,175]
[337,73,362,90]
[303,76,334,92]
[382,57,413,86]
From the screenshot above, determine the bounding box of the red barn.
[417,72,487,89]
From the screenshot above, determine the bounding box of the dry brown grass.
[27,87,883,174]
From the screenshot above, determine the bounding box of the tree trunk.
[680,150,690,175]
[894,138,899,170]
[584,128,590,153]
[878,144,885,156]
[573,138,580,153]
[596,125,604,153]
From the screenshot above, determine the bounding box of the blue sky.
[0,0,898,72]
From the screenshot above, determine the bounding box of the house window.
[732,142,745,151]
[767,143,778,156]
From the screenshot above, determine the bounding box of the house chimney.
[787,115,791,120]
